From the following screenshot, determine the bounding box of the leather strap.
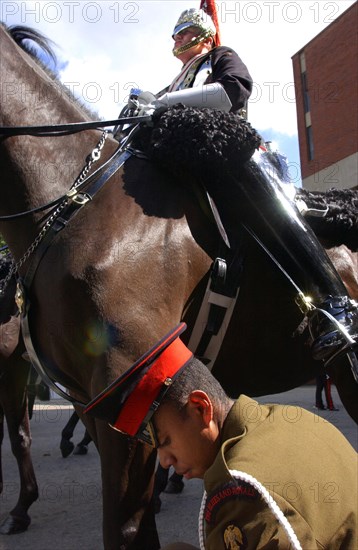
[23,148,132,290]
[19,148,133,405]
[0,115,152,137]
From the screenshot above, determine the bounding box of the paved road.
[0,385,356,550]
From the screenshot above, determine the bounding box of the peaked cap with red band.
[84,323,193,446]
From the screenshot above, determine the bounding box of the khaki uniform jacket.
[203,395,357,549]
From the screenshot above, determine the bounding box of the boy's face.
[153,392,220,479]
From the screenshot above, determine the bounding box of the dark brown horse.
[0,24,357,549]
[0,253,38,534]
[1,247,356,537]
[1,245,356,537]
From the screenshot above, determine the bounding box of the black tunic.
[204,46,253,112]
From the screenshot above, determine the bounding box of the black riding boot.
[210,149,358,370]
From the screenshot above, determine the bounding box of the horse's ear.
[84,323,192,442]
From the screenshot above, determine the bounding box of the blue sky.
[2,0,356,186]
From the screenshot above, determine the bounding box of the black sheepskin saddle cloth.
[137,105,357,251]
[138,104,262,183]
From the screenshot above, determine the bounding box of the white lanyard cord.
[199,470,302,550]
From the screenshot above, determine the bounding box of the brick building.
[292,2,357,190]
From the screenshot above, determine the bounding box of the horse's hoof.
[60,438,74,458]
[0,513,31,534]
[73,444,88,455]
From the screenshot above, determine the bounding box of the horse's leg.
[60,409,80,458]
[73,428,92,455]
[153,463,170,513]
[27,390,36,421]
[96,421,160,550]
[62,407,94,456]
[0,363,38,534]
[26,366,38,420]
[0,402,4,495]
[79,429,92,446]
[329,356,357,419]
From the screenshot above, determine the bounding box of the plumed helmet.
[172,8,216,39]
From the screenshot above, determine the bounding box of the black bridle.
[0,114,151,221]
[0,114,151,137]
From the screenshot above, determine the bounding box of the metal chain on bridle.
[0,130,109,295]
[0,109,153,297]
[72,130,108,187]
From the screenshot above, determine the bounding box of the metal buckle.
[295,292,314,314]
[15,281,25,315]
[138,420,159,448]
[72,193,90,206]
[66,189,91,205]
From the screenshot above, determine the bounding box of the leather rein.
[0,114,151,137]
[0,114,151,221]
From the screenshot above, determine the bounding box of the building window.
[299,53,314,161]
[306,125,314,160]
[301,71,311,113]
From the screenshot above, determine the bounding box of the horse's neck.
[0,27,112,257]
[0,28,102,206]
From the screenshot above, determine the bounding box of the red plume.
[200,0,221,46]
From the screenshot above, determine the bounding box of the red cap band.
[113,337,192,435]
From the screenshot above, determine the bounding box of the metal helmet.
[172,8,216,56]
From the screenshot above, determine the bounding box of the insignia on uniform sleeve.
[205,481,259,524]
[223,523,247,549]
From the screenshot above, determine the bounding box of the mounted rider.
[124,6,358,371]
[116,7,253,127]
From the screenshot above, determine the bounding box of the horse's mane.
[1,22,98,120]
[1,23,57,74]
[296,187,358,251]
